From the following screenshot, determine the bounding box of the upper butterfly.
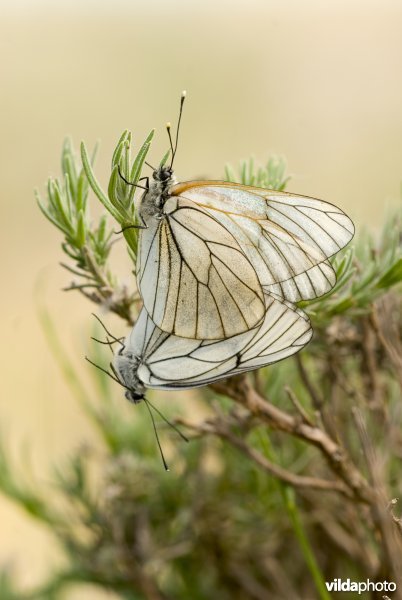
[127,92,355,340]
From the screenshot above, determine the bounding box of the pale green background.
[1,0,402,597]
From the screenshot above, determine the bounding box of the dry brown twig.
[352,407,402,598]
[371,301,402,390]
[205,375,374,504]
[177,414,352,497]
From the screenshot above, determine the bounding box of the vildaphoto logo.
[325,578,396,594]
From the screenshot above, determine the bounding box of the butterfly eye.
[125,390,143,404]
[161,168,172,181]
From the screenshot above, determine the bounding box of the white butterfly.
[131,93,354,340]
[138,177,354,341]
[112,293,312,402]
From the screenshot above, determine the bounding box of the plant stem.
[257,433,331,600]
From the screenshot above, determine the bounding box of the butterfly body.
[139,165,176,220]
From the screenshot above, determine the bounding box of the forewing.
[137,196,265,340]
[173,182,354,301]
[135,294,312,390]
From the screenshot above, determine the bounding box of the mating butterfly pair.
[111,96,354,403]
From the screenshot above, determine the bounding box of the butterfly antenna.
[166,122,174,160]
[109,362,124,383]
[85,356,123,385]
[104,336,116,355]
[145,397,189,442]
[170,90,186,168]
[143,398,170,471]
[91,314,124,347]
[145,160,156,170]
[91,336,121,353]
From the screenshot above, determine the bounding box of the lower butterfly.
[111,293,312,402]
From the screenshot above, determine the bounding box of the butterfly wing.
[131,294,312,390]
[137,195,265,340]
[172,181,354,302]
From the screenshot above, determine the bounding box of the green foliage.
[36,138,114,272]
[81,129,154,259]
[36,133,157,325]
[224,156,290,190]
[300,212,402,323]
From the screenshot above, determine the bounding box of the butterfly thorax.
[113,350,146,404]
[139,166,177,221]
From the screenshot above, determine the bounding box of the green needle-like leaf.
[376,257,402,288]
[81,141,121,222]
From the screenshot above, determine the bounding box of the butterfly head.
[152,165,174,183]
[125,389,145,404]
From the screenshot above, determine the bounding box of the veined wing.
[172,181,354,302]
[137,195,265,340]
[127,293,312,390]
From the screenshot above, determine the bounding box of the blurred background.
[1,0,402,597]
